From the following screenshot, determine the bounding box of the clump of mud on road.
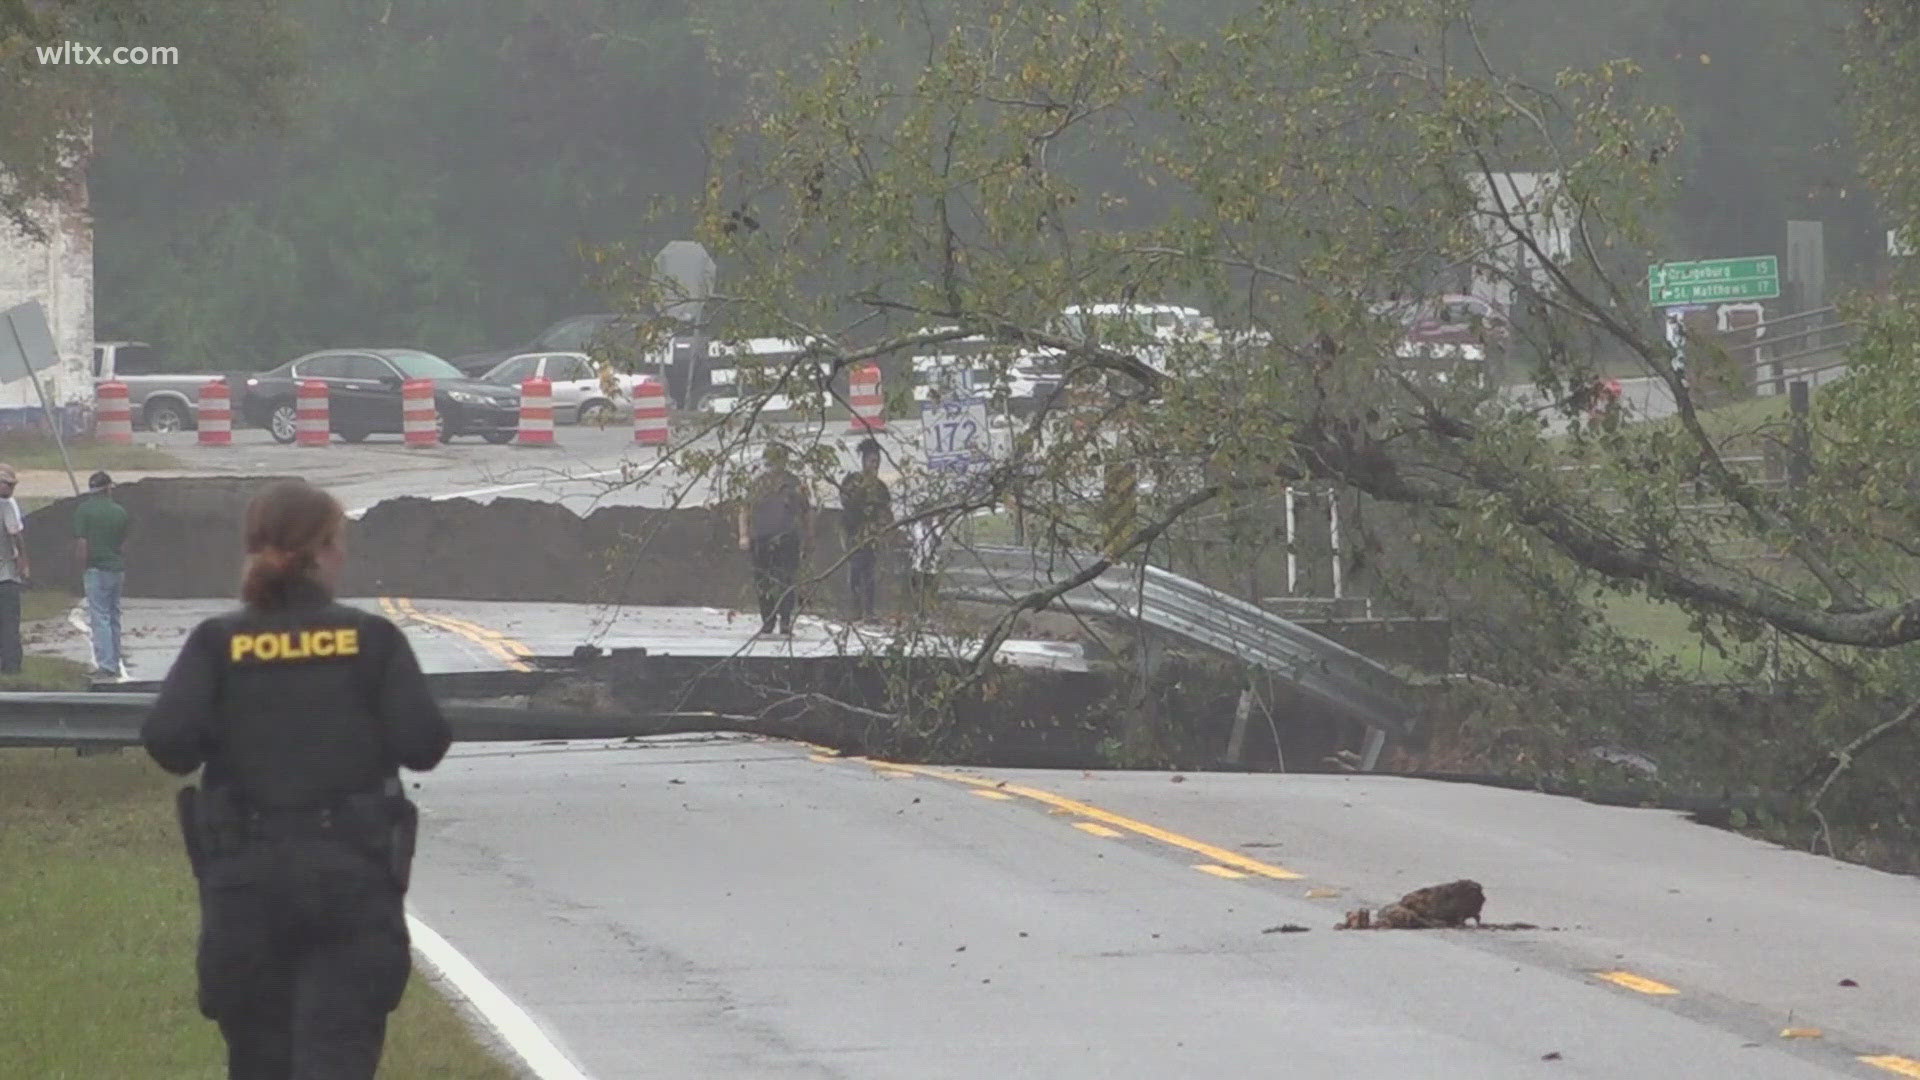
[1334,879,1546,931]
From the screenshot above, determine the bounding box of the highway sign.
[653,240,716,325]
[1649,256,1779,306]
[0,300,59,383]
[920,395,991,474]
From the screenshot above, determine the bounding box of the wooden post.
[1284,486,1298,593]
[1788,380,1811,493]
[1329,487,1344,600]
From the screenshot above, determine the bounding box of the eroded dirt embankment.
[24,478,891,610]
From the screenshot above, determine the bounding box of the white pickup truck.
[91,341,249,432]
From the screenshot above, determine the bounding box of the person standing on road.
[738,443,812,636]
[142,479,450,1080]
[906,503,944,612]
[838,437,893,621]
[0,463,29,675]
[73,471,131,681]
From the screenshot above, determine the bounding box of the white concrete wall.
[0,180,95,410]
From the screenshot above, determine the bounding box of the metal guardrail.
[941,545,1412,737]
[0,693,694,749]
[1717,306,1859,393]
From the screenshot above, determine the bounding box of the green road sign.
[1648,255,1780,306]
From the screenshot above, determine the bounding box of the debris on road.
[1261,924,1311,934]
[1779,1027,1824,1040]
[1335,879,1487,929]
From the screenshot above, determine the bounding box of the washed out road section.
[27,597,1085,680]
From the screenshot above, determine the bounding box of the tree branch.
[1803,697,1920,810]
[963,483,1221,674]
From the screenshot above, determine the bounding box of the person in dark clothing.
[837,437,893,620]
[738,443,812,636]
[142,479,451,1080]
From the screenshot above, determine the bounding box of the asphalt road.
[409,735,1920,1079]
[1498,375,1679,435]
[35,391,1920,1077]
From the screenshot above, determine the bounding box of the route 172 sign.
[920,395,991,474]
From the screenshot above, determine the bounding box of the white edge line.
[406,912,594,1080]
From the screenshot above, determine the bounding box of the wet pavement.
[407,735,1914,1080]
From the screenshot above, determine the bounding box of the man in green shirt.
[73,471,131,680]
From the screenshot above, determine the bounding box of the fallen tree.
[581,0,1920,870]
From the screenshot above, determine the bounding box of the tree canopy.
[631,0,1920,866]
[0,0,1872,367]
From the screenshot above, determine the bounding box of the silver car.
[480,351,642,424]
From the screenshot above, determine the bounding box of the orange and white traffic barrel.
[95,381,131,445]
[633,377,669,448]
[296,380,331,447]
[847,362,886,432]
[517,376,555,447]
[403,379,438,448]
[197,380,232,447]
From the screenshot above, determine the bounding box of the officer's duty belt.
[240,806,345,840]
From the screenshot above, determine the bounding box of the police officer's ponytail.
[241,480,346,609]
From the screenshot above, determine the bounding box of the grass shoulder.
[0,655,90,691]
[0,749,517,1078]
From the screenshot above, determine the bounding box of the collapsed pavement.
[20,478,1424,770]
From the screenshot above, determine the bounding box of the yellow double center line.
[380,597,535,672]
[837,754,1920,1077]
[851,757,1302,880]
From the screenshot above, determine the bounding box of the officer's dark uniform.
[142,579,451,1080]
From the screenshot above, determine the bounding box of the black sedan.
[240,348,523,444]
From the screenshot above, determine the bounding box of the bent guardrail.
[940,544,1413,742]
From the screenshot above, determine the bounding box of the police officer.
[142,479,451,1080]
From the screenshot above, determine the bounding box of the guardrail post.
[1226,686,1254,764]
[1359,726,1388,772]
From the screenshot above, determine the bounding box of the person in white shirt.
[0,463,31,674]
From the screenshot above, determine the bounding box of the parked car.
[910,305,1224,415]
[240,348,522,444]
[447,313,647,377]
[478,351,643,424]
[1369,293,1510,347]
[91,341,246,433]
